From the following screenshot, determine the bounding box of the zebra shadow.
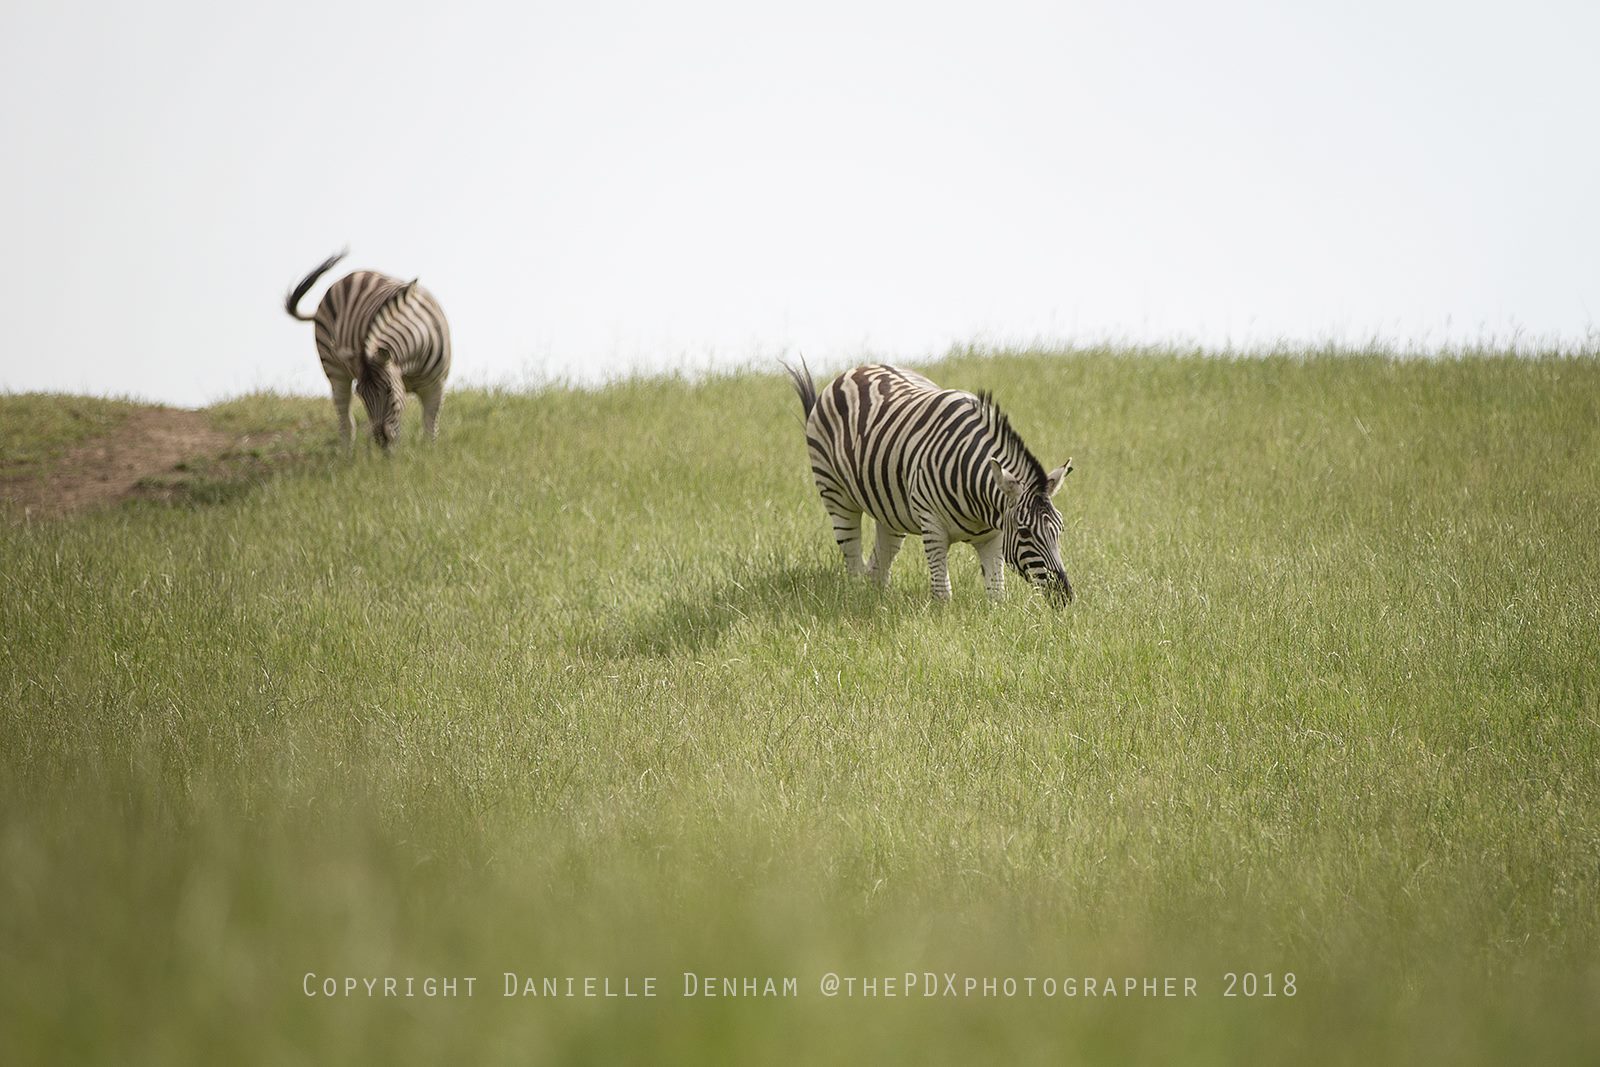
[607,562,922,658]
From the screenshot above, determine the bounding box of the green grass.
[3,349,1598,1063]
[0,394,140,473]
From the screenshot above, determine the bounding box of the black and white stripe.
[286,251,451,450]
[785,362,1075,603]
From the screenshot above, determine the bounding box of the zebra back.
[312,271,451,392]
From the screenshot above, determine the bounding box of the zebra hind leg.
[868,522,904,588]
[921,526,953,601]
[826,506,869,576]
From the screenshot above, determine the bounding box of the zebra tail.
[284,248,348,321]
[780,355,817,418]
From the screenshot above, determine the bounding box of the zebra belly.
[806,436,923,535]
[316,342,357,384]
[904,453,1007,545]
[835,471,988,542]
[806,390,947,535]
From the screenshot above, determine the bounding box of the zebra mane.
[974,391,1047,489]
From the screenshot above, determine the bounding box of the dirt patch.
[2,407,239,520]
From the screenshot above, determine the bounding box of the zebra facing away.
[285,251,451,451]
[784,362,1076,605]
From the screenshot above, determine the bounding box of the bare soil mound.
[2,407,235,519]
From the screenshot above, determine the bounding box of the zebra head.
[355,347,406,451]
[990,456,1075,605]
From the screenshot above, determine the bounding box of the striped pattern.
[286,251,451,450]
[785,362,1075,603]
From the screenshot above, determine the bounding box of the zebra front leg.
[921,526,953,601]
[827,506,869,576]
[868,522,905,588]
[419,383,444,442]
[330,377,354,451]
[975,535,1006,600]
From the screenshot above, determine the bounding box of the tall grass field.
[3,349,1598,1063]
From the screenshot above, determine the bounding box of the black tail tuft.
[285,248,348,321]
[780,355,817,419]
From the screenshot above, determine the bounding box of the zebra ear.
[1044,459,1074,497]
[989,456,1025,505]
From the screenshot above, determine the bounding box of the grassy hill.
[3,349,1598,1063]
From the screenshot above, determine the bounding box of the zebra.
[285,250,451,451]
[784,361,1076,604]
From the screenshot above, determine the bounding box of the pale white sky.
[1,0,1595,405]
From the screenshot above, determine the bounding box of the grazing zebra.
[285,250,451,451]
[784,361,1076,604]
